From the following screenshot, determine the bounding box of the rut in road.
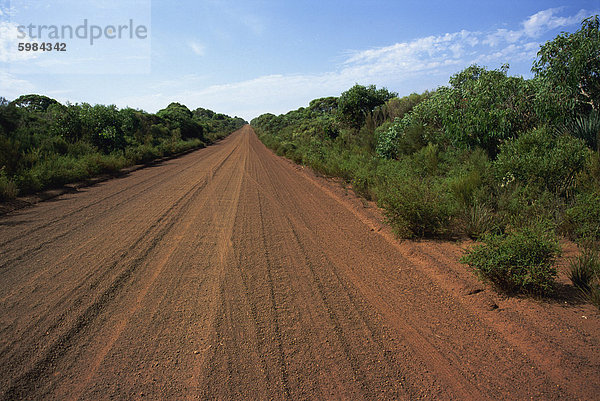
[0,125,599,400]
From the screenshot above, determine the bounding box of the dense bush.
[378,174,456,238]
[493,128,588,196]
[461,228,560,295]
[564,190,600,241]
[532,15,600,120]
[377,65,538,158]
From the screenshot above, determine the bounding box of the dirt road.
[1,126,598,400]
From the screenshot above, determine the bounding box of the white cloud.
[30,7,597,121]
[112,7,595,120]
[484,8,592,47]
[484,29,524,46]
[0,21,39,63]
[189,41,205,56]
[523,8,589,37]
[0,71,35,97]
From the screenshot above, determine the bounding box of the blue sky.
[1,1,598,120]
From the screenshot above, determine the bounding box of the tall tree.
[532,15,600,117]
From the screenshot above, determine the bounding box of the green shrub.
[497,184,562,232]
[0,167,17,200]
[462,201,497,239]
[564,190,600,240]
[378,175,457,238]
[461,227,560,295]
[448,169,483,208]
[350,158,378,200]
[375,121,401,159]
[67,141,97,157]
[559,110,600,151]
[14,169,42,194]
[494,128,587,196]
[569,248,599,291]
[569,248,600,309]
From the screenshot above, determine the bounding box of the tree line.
[0,96,246,198]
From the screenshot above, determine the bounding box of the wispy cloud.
[484,8,591,46]
[0,71,35,97]
[111,8,598,120]
[189,41,205,56]
[523,8,589,37]
[0,21,39,63]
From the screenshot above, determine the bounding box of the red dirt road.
[1,126,599,400]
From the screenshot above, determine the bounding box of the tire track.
[0,135,242,401]
[0,141,239,270]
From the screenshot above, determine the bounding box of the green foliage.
[462,201,497,240]
[569,248,600,309]
[379,92,431,121]
[11,94,59,112]
[445,148,496,238]
[50,104,83,142]
[559,110,600,151]
[448,65,538,156]
[378,174,457,238]
[375,121,402,159]
[192,107,246,142]
[493,128,588,196]
[366,92,431,134]
[0,167,17,200]
[376,65,538,158]
[461,227,560,295]
[157,102,205,140]
[376,119,427,159]
[564,190,600,241]
[309,97,338,114]
[532,15,600,118]
[569,248,599,291]
[337,84,397,130]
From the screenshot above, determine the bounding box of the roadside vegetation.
[251,16,600,300]
[0,96,246,199]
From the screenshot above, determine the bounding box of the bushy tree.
[79,103,125,152]
[381,65,537,157]
[444,64,537,156]
[309,97,338,114]
[533,15,600,119]
[11,94,59,112]
[50,104,83,142]
[157,102,205,140]
[337,84,397,130]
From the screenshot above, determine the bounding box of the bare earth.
[0,126,598,400]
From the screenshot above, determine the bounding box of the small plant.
[463,201,497,239]
[569,248,598,291]
[461,227,561,295]
[559,110,600,151]
[0,167,17,200]
[569,248,600,309]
